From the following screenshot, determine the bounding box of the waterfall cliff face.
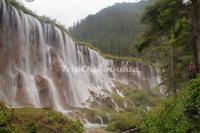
[0,0,161,112]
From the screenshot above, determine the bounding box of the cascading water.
[0,0,161,112]
[96,116,104,125]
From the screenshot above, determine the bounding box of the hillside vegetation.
[69,1,154,56]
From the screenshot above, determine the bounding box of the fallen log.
[122,127,140,133]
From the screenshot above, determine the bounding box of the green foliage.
[112,82,160,110]
[142,97,190,133]
[142,76,200,133]
[69,1,152,56]
[0,128,9,133]
[142,0,189,31]
[26,121,37,133]
[62,120,84,133]
[0,105,84,133]
[134,0,193,94]
[138,0,190,52]
[182,76,200,132]
[106,111,144,132]
[0,107,10,133]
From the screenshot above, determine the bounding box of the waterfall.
[96,115,104,125]
[0,0,161,112]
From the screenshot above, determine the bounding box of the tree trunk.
[191,0,200,72]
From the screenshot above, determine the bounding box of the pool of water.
[85,123,106,129]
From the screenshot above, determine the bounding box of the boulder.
[34,75,51,107]
[15,72,31,105]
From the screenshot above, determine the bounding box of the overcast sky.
[21,0,139,28]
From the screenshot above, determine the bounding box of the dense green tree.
[134,0,193,95]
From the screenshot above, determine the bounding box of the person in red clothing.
[188,62,197,79]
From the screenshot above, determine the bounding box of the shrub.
[26,121,37,133]
[62,120,84,133]
[181,76,200,132]
[106,111,144,132]
[142,97,190,133]
[142,76,200,133]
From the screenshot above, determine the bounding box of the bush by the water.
[106,110,144,132]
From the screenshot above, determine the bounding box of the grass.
[0,103,84,133]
